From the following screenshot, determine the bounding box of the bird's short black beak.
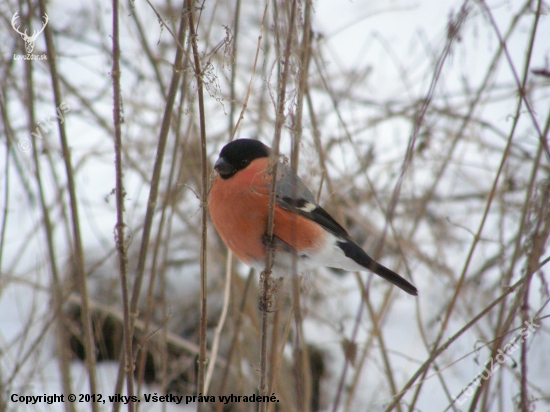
[214,156,235,178]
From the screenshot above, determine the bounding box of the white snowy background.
[1,0,549,411]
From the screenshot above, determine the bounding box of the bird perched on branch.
[208,139,417,296]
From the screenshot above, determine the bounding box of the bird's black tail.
[370,261,418,296]
[337,241,418,296]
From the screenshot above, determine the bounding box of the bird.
[208,139,417,296]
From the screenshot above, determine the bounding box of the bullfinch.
[208,139,417,296]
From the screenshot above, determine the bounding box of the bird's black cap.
[214,139,271,179]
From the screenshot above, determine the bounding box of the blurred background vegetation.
[1,0,549,411]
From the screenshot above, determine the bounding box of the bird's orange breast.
[208,158,325,265]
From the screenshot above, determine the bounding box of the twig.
[145,0,190,62]
[112,3,189,409]
[268,292,296,412]
[465,1,546,409]
[231,0,269,139]
[259,1,298,410]
[478,0,550,162]
[0,98,10,273]
[19,38,75,412]
[384,275,529,411]
[227,0,241,136]
[520,277,532,412]
[215,269,255,412]
[136,42,191,402]
[111,0,135,410]
[38,1,99,409]
[290,3,313,409]
[205,252,233,393]
[127,0,167,97]
[187,0,210,401]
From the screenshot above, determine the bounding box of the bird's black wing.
[274,163,351,239]
[274,163,418,296]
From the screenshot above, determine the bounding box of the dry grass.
[0,0,549,411]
